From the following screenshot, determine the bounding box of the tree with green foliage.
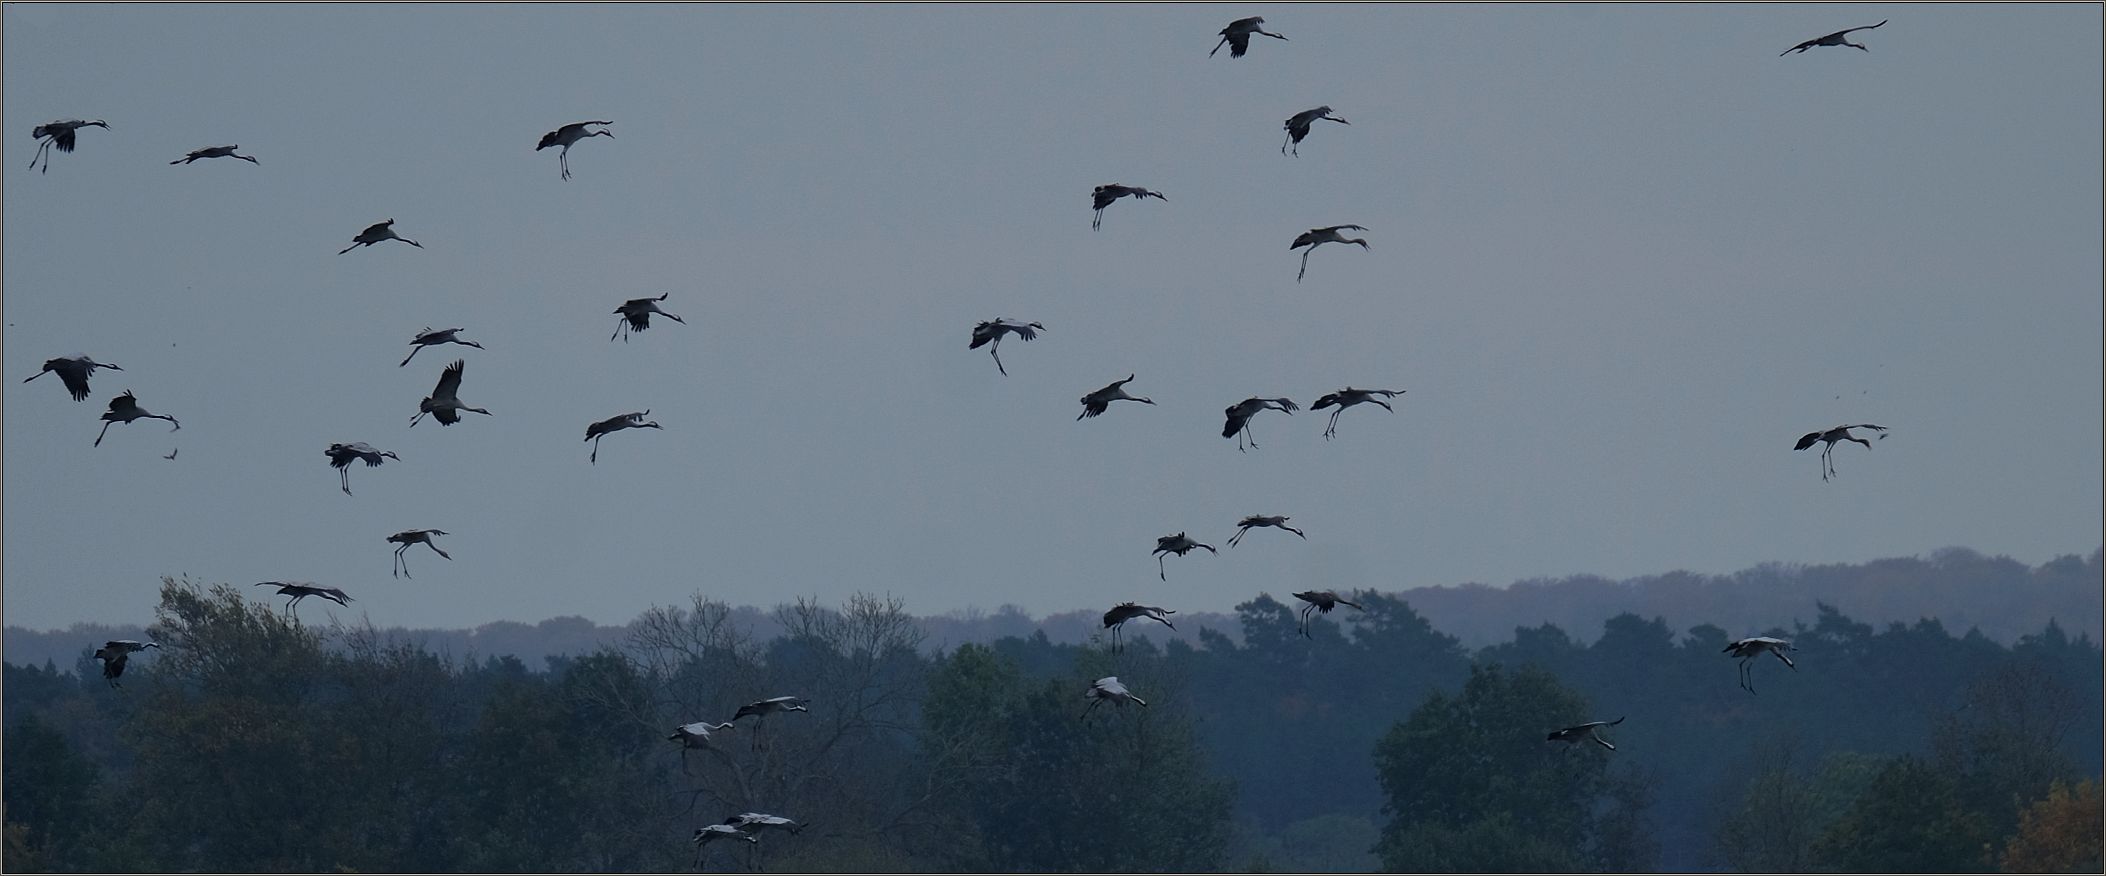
[452,649,672,871]
[616,591,946,870]
[2,714,102,872]
[1267,812,1382,872]
[1933,658,2083,859]
[1190,590,1471,830]
[921,645,1235,872]
[1476,621,1585,673]
[115,577,342,871]
[1811,754,1993,872]
[1712,738,1887,873]
[1373,662,1656,872]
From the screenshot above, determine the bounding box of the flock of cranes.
[691,813,805,871]
[666,695,812,864]
[41,13,1907,864]
[994,14,1887,762]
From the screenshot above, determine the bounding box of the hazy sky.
[4,4,2099,632]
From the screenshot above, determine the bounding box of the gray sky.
[4,4,2099,632]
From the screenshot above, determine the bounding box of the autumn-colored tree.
[2000,779,2103,873]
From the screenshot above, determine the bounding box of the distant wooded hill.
[8,546,2096,670]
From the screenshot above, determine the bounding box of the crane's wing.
[432,360,466,400]
[1839,20,1887,36]
[107,391,139,414]
[55,366,93,401]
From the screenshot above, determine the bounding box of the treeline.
[3,575,2100,872]
[1400,546,2105,648]
[9,548,2097,671]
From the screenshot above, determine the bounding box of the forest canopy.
[3,564,2099,873]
